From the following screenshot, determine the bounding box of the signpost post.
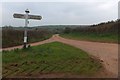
[24,9,29,48]
[13,9,42,48]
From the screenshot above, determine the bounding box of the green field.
[61,32,118,43]
[3,42,102,77]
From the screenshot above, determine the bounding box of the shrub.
[2,28,52,48]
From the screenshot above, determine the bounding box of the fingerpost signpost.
[13,9,42,48]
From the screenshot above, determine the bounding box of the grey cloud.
[2,2,118,27]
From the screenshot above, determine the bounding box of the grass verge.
[3,42,102,77]
[60,32,118,43]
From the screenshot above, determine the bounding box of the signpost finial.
[25,9,30,13]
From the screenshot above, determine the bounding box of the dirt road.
[2,34,118,78]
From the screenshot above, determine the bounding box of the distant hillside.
[2,25,90,30]
[2,19,119,34]
[35,25,89,29]
[63,20,119,34]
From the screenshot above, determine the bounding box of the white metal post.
[23,9,29,48]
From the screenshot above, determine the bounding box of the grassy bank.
[3,42,102,77]
[60,20,118,43]
[61,32,118,43]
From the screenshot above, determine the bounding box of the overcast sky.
[1,0,119,27]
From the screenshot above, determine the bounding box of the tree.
[64,27,71,34]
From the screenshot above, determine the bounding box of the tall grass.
[2,28,52,48]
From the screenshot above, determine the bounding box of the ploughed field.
[2,42,102,78]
